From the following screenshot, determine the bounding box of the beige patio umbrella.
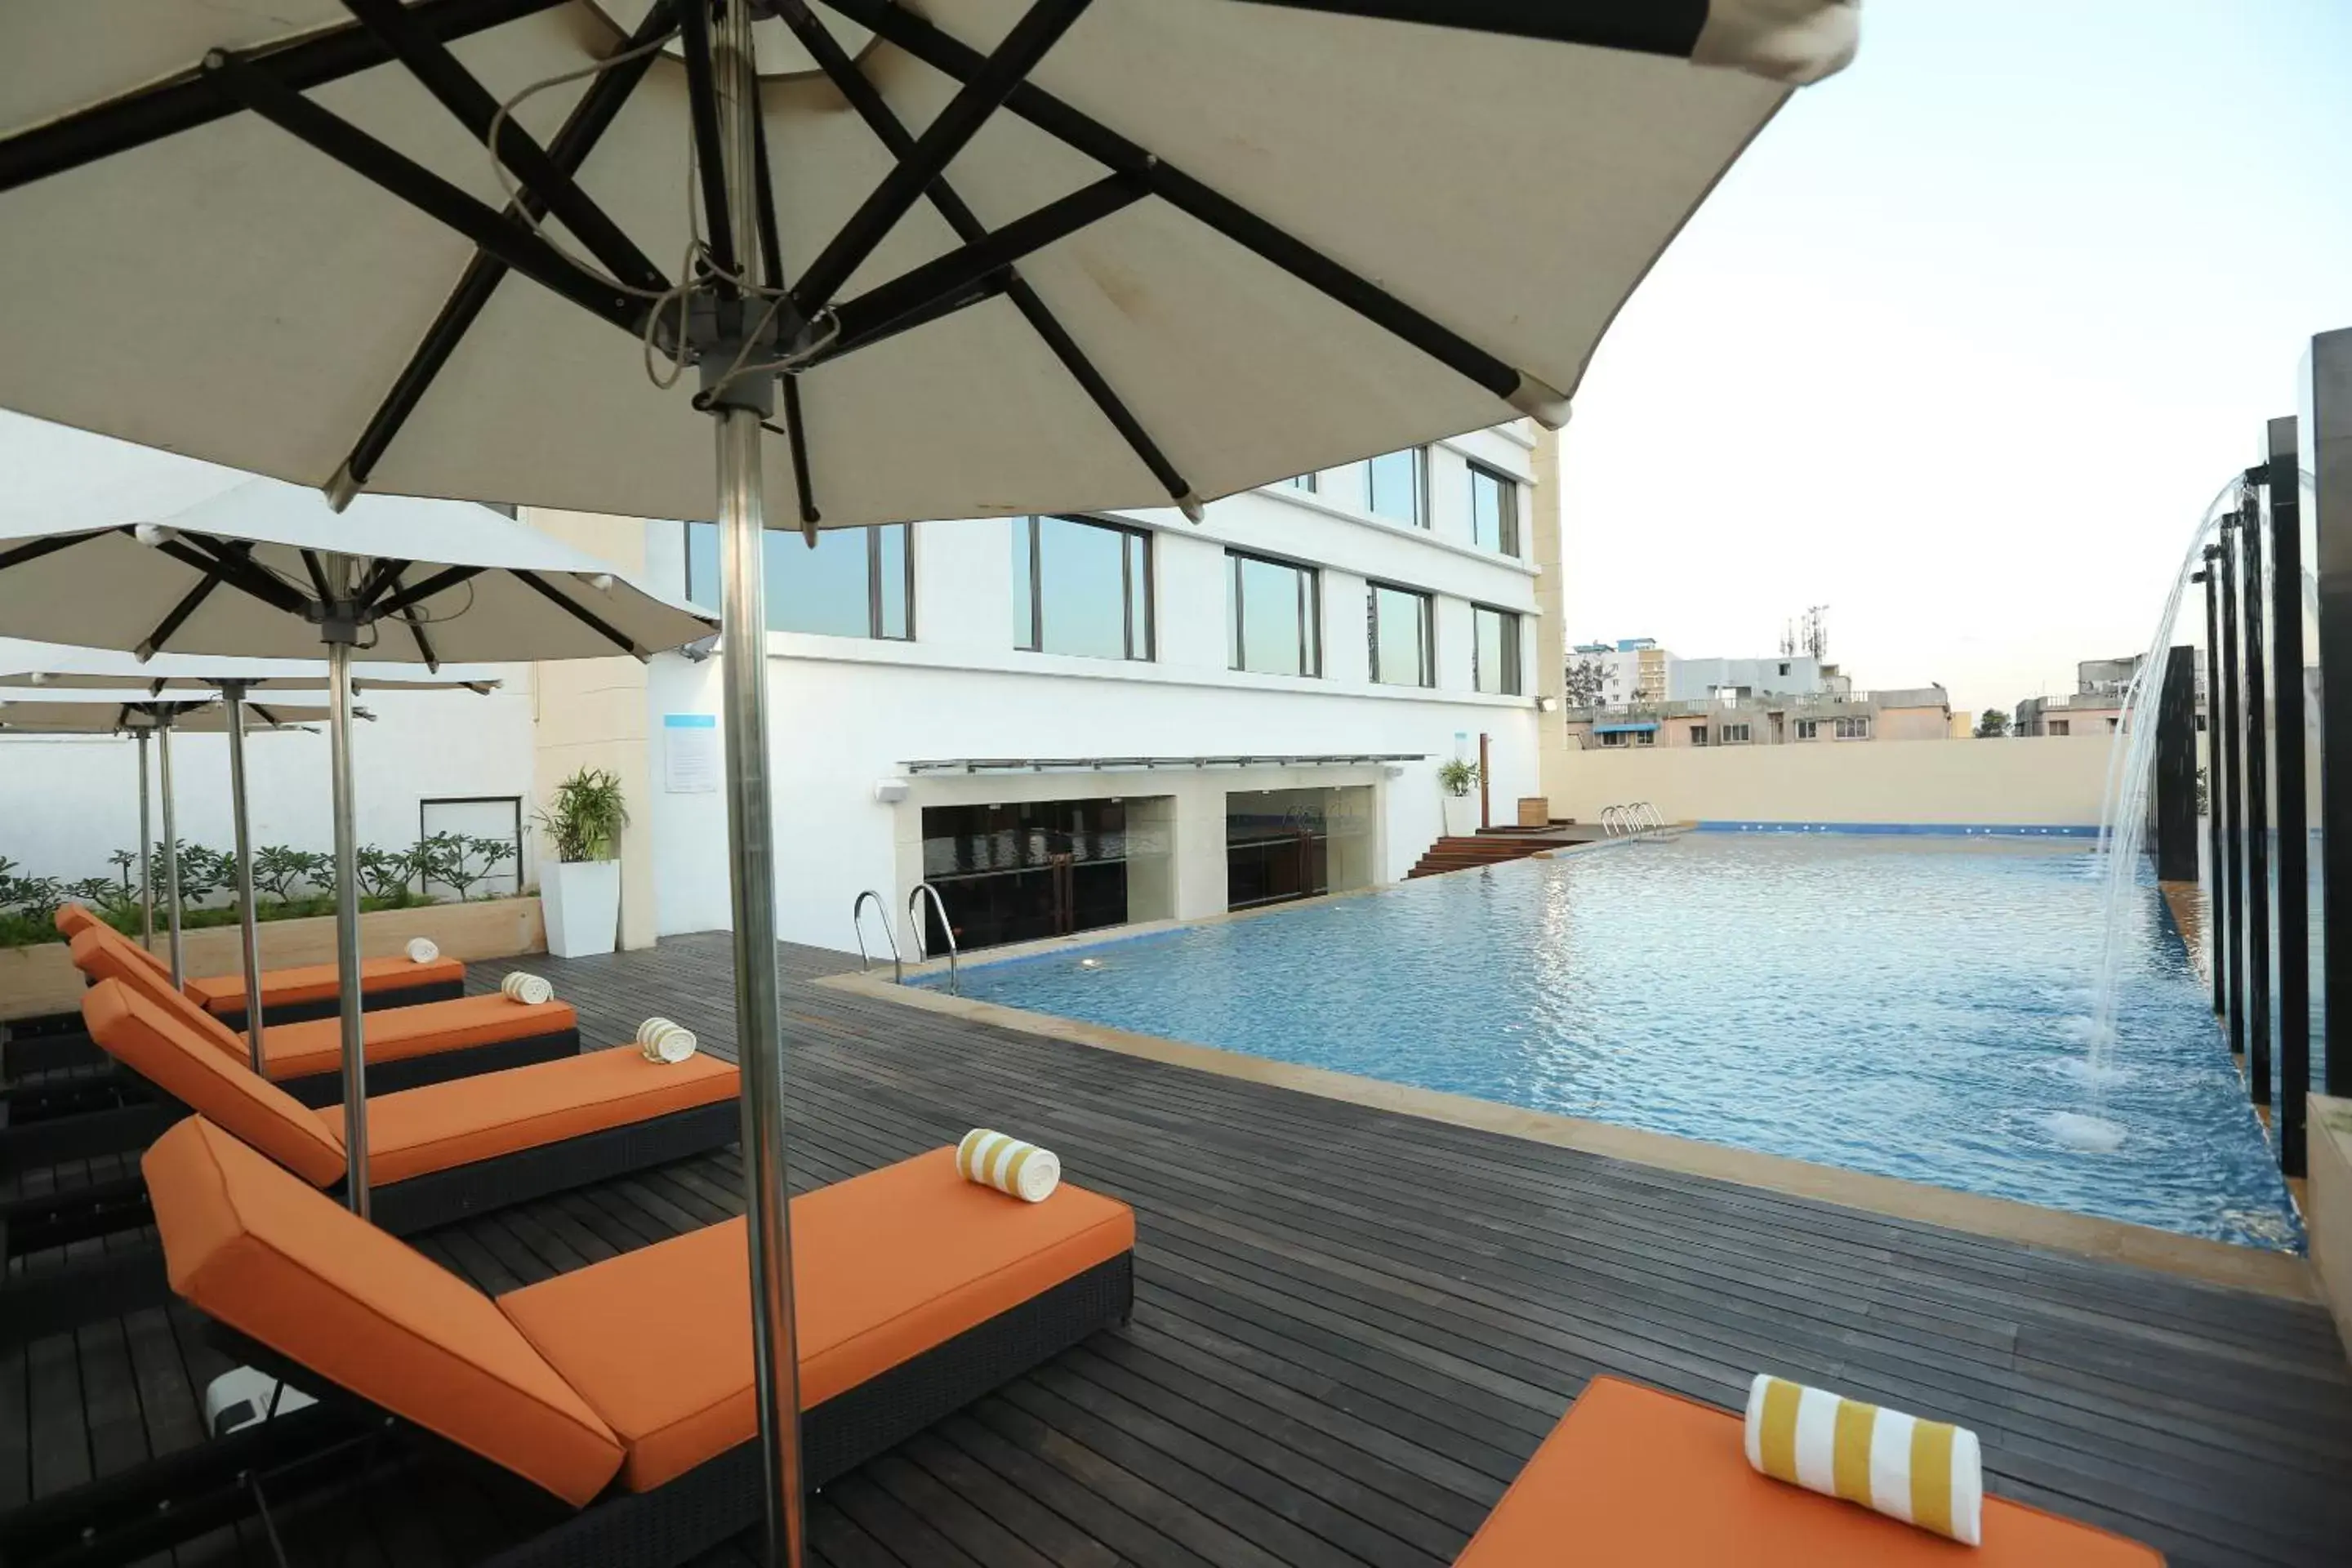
[0,2,1858,1557]
[0,694,338,984]
[0,479,716,1222]
[0,656,497,1069]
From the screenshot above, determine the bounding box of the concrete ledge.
[0,896,546,1021]
[826,969,2317,1303]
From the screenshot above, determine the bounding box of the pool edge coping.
[819,968,2319,1304]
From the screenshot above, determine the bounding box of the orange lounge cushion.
[144,1117,624,1507]
[337,1047,740,1186]
[186,955,467,1013]
[499,1147,1136,1493]
[258,993,577,1082]
[81,981,347,1187]
[70,925,255,1060]
[1453,1377,2162,1566]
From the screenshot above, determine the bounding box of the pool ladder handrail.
[852,889,902,984]
[908,882,960,995]
[1600,802,1666,839]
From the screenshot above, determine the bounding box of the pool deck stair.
[4,931,2349,1566]
[1406,824,1603,879]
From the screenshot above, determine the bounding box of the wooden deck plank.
[0,931,2344,1566]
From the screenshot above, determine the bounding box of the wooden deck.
[7,930,2352,1566]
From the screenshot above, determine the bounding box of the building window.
[1227,550,1321,678]
[1719,724,1751,744]
[1599,729,1627,748]
[1013,515,1152,661]
[2105,716,2120,732]
[1472,605,1521,695]
[1690,724,1709,746]
[2049,719,2071,737]
[1468,463,1519,555]
[1366,582,1434,687]
[1366,447,1427,528]
[1834,715,1870,740]
[1635,730,1655,747]
[1284,472,1318,493]
[684,520,911,640]
[1795,719,1819,740]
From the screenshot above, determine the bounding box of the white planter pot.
[541,860,621,957]
[1441,792,1478,837]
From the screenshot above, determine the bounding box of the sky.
[1556,0,2352,719]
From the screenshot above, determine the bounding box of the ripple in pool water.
[934,835,2304,1251]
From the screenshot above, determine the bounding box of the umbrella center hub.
[689,292,812,419]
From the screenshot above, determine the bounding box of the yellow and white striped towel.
[404,937,440,964]
[1744,1374,1982,1545]
[636,1017,698,1063]
[500,971,555,1006]
[956,1129,1061,1204]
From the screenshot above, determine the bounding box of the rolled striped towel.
[1744,1374,1981,1545]
[637,1017,698,1063]
[404,937,440,964]
[956,1129,1061,1204]
[500,971,555,1006]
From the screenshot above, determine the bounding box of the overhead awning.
[902,753,1428,775]
[1592,721,1660,734]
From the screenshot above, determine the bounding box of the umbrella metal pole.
[158,719,185,986]
[224,683,268,1073]
[136,729,154,947]
[325,593,370,1217]
[711,2,804,1561]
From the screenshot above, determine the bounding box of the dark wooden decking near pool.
[6,930,2350,1566]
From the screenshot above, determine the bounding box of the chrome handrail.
[852,889,902,983]
[908,883,960,995]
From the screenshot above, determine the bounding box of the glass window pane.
[765,524,871,638]
[1226,558,1243,669]
[1367,448,1423,526]
[1372,585,1430,687]
[1237,555,1306,677]
[1036,515,1131,660]
[1330,461,1368,512]
[875,523,909,639]
[1012,519,1036,649]
[1475,608,1503,694]
[1125,531,1152,658]
[684,520,719,610]
[1502,612,1521,693]
[1470,470,1502,552]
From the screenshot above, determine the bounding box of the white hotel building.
[2,424,1554,958]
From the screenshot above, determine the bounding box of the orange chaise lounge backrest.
[144,1116,626,1507]
[69,924,248,1062]
[58,903,175,980]
[80,979,347,1187]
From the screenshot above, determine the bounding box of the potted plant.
[536,767,628,957]
[1437,757,1481,836]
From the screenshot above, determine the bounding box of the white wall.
[0,676,538,887]
[639,440,1546,951]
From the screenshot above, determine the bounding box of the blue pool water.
[934,835,2301,1250]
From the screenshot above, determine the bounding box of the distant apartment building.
[1666,653,1845,703]
[1566,684,1953,750]
[1571,637,1671,707]
[2016,655,2138,737]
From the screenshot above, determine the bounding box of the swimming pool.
[933,834,2301,1250]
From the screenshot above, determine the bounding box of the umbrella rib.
[201,52,646,339]
[137,554,239,659]
[299,550,338,606]
[372,564,485,620]
[803,273,1014,367]
[353,558,413,609]
[816,0,1556,420]
[676,0,739,280]
[338,0,670,296]
[385,568,443,671]
[149,537,312,616]
[510,571,646,660]
[750,91,820,528]
[0,529,114,573]
[1223,0,1708,56]
[332,0,679,501]
[791,0,1094,312]
[774,0,1196,512]
[0,0,568,197]
[822,175,1144,355]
